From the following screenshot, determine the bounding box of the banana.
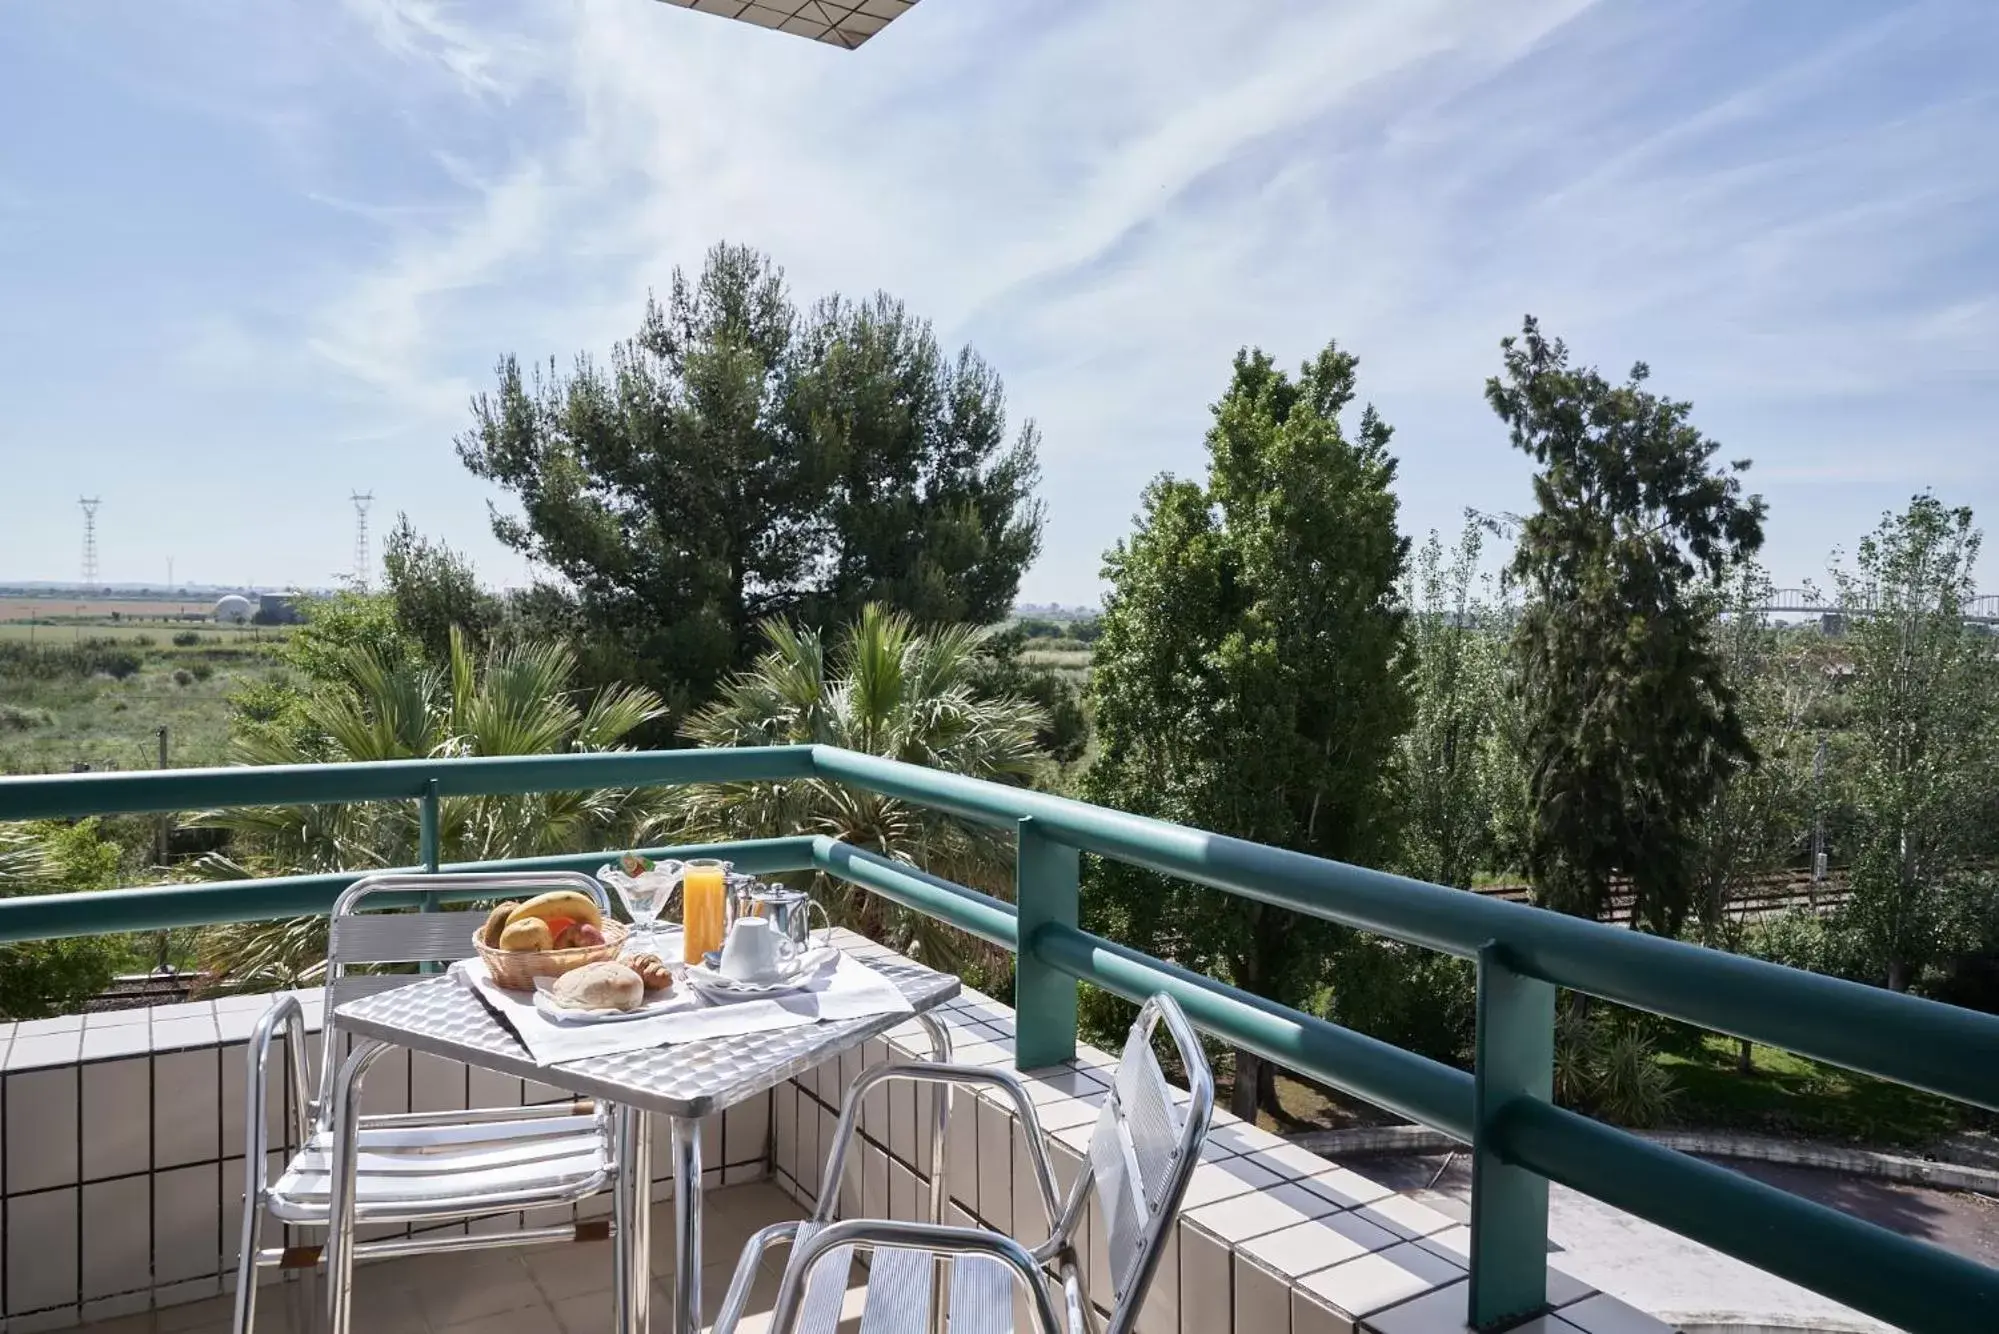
[482,902,520,948]
[505,890,603,932]
[499,918,554,952]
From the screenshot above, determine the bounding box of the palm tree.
[675,604,1047,972]
[193,629,667,990]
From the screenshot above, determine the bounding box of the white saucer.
[684,947,836,1000]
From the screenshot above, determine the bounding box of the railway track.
[1472,868,1852,925]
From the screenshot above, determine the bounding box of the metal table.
[327,946,960,1334]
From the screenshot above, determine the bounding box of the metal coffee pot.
[725,878,832,954]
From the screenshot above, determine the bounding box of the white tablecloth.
[449,931,914,1066]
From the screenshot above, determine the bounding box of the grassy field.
[0,636,281,774]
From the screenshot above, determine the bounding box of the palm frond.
[673,604,1049,968]
[201,632,672,988]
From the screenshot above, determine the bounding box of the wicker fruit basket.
[473,921,628,991]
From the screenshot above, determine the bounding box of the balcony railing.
[2,745,1996,1334]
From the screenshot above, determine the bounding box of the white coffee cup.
[718,916,797,984]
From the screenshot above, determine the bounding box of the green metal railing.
[3,746,1997,1333]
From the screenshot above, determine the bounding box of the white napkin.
[449,932,914,1067]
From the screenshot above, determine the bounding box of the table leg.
[323,1039,388,1334]
[612,1105,652,1334]
[916,1012,952,1334]
[670,1117,702,1334]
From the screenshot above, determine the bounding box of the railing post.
[1013,816,1078,1069]
[419,779,441,874]
[1468,940,1553,1330]
[419,780,441,972]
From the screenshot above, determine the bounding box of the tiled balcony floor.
[71,1184,840,1334]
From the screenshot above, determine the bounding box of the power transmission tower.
[350,492,375,590]
[79,497,101,585]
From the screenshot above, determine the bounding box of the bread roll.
[550,961,645,1012]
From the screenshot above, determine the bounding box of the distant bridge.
[1756,588,1999,626]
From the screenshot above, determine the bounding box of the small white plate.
[684,948,837,1001]
[531,976,679,1024]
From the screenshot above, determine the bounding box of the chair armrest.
[815,1063,1065,1232]
[244,994,311,1171]
[771,1219,1064,1334]
[710,1220,808,1334]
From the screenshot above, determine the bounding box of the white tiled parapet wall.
[0,995,772,1333]
[769,940,1678,1334]
[4,965,1674,1334]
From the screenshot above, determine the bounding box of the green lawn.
[1659,1030,1962,1147]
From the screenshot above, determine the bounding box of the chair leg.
[918,1012,953,1334]
[283,1241,319,1334]
[231,1194,263,1334]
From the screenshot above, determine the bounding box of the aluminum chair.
[233,872,620,1334]
[712,992,1214,1334]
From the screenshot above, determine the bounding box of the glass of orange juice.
[682,859,731,965]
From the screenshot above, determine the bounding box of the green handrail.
[4,745,1998,1333]
[0,838,822,942]
[810,747,1999,1112]
[0,746,816,821]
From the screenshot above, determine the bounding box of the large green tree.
[1834,496,1999,991]
[1493,317,1765,934]
[1083,344,1410,1119]
[457,244,1043,719]
[790,293,1044,625]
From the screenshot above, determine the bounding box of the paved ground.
[1362,1152,1998,1331]
[68,1184,830,1334]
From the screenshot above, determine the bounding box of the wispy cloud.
[338,0,544,99]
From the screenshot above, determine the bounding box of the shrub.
[172,668,195,687]
[1323,933,1478,1067]
[0,643,141,680]
[189,661,215,682]
[172,631,202,647]
[1594,1023,1678,1126]
[0,821,127,1019]
[1555,1001,1678,1128]
[0,704,51,731]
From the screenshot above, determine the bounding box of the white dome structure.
[214,595,254,625]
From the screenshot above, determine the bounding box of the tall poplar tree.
[1084,343,1410,1119]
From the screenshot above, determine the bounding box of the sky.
[1,0,1994,604]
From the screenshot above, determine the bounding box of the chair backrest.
[1079,993,1214,1334]
[313,870,612,1118]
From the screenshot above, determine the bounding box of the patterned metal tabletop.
[333,942,960,1118]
